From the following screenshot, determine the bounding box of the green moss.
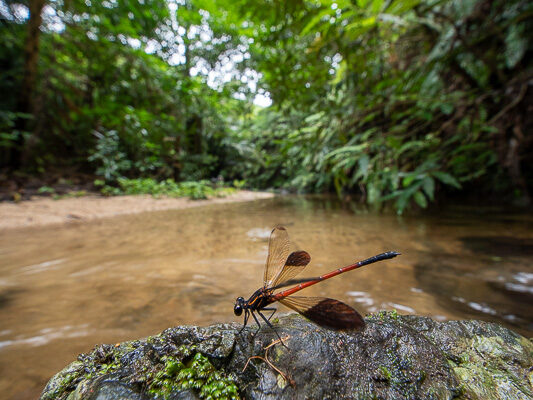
[377,339,420,397]
[44,344,129,399]
[40,362,85,400]
[378,366,392,381]
[449,336,533,400]
[43,340,240,400]
[148,349,239,400]
[368,310,399,322]
[82,353,121,379]
[44,373,78,399]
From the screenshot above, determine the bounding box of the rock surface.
[40,312,533,400]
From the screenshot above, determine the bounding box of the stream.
[0,195,532,399]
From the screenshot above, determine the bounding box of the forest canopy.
[1,0,531,212]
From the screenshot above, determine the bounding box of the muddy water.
[1,195,532,399]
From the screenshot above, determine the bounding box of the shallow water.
[0,195,532,399]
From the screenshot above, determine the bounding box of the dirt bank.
[0,191,274,230]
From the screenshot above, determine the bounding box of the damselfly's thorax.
[245,287,274,311]
[234,287,274,316]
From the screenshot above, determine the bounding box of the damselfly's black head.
[234,296,245,316]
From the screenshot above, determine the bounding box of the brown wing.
[269,250,311,288]
[279,296,365,330]
[263,226,291,287]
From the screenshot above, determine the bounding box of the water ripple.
[20,259,65,275]
[0,324,91,350]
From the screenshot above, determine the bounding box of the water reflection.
[0,195,532,399]
[414,233,533,333]
[461,236,533,256]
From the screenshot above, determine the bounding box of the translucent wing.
[279,296,365,330]
[263,226,291,287]
[269,250,311,288]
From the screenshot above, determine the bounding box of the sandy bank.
[0,190,274,230]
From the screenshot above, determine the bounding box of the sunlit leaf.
[371,0,385,14]
[301,8,335,36]
[402,175,416,187]
[344,16,376,40]
[385,0,421,15]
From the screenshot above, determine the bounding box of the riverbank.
[0,190,274,230]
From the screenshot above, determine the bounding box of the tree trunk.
[11,0,46,169]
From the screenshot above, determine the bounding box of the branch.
[489,83,528,125]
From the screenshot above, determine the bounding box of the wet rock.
[40,313,533,400]
[81,378,147,400]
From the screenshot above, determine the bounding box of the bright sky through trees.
[0,0,271,106]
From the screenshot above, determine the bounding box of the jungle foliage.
[1,0,532,212]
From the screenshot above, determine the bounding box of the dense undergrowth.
[1,0,531,212]
[96,178,239,200]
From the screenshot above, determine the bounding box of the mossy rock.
[40,314,533,400]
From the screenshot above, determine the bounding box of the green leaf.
[332,60,348,85]
[345,16,377,40]
[371,0,385,14]
[301,8,334,36]
[356,154,370,178]
[395,191,410,214]
[326,144,368,159]
[504,23,527,69]
[385,0,421,15]
[402,175,416,187]
[439,103,454,115]
[367,181,381,204]
[457,53,489,88]
[422,177,435,200]
[432,171,461,189]
[413,191,428,208]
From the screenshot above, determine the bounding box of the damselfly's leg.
[257,310,287,347]
[251,311,263,336]
[238,310,250,334]
[261,307,277,322]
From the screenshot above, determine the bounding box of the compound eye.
[234,304,243,316]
